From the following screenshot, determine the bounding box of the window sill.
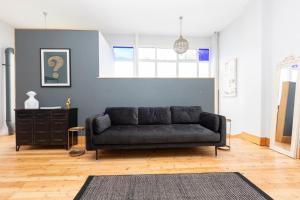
[97,77,214,80]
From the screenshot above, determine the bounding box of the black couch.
[86,106,226,160]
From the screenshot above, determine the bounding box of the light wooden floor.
[0,135,300,200]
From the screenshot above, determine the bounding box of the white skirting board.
[0,123,9,135]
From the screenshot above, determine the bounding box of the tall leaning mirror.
[270,55,300,158]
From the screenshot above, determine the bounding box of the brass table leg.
[67,130,71,150]
[69,130,85,157]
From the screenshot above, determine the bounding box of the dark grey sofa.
[86,106,226,160]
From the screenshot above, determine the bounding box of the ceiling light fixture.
[174,16,189,54]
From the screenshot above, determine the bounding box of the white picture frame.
[40,48,71,87]
[221,58,237,97]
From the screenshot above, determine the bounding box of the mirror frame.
[270,56,300,158]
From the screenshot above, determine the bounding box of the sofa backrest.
[104,106,202,125]
[170,106,202,124]
[138,107,171,125]
[105,107,138,125]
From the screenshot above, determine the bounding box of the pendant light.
[174,16,189,54]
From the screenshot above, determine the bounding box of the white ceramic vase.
[24,91,39,109]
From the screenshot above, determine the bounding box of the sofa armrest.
[85,115,98,150]
[199,112,226,146]
[218,115,227,147]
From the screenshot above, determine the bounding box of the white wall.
[219,0,262,136]
[99,32,114,77]
[104,33,211,49]
[219,0,300,140]
[261,0,300,138]
[0,20,14,135]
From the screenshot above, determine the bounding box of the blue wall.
[15,29,215,126]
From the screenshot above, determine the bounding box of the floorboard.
[0,135,299,200]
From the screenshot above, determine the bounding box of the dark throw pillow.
[171,106,202,124]
[105,107,138,125]
[93,114,111,134]
[138,107,171,125]
[199,112,220,132]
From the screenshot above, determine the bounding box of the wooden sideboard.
[15,108,78,151]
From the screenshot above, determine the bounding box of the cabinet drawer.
[16,119,33,126]
[51,119,68,128]
[51,119,68,145]
[35,119,51,145]
[16,119,33,145]
[16,119,34,131]
[35,111,50,119]
[16,138,33,145]
[51,111,68,119]
[16,111,34,119]
[51,130,67,144]
[35,119,51,135]
[34,136,51,145]
[35,119,51,127]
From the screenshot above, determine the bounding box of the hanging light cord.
[43,11,48,29]
[179,16,183,36]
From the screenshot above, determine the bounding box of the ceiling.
[0,0,249,37]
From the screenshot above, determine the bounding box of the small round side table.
[68,126,85,157]
[218,118,231,151]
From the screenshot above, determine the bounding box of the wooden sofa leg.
[96,149,99,160]
[215,146,218,156]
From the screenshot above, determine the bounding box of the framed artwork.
[221,58,237,97]
[40,48,71,87]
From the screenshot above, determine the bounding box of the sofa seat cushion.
[92,124,220,145]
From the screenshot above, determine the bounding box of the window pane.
[198,62,210,77]
[139,48,155,60]
[198,49,209,61]
[113,46,134,60]
[157,62,176,77]
[138,61,155,77]
[157,48,176,60]
[179,50,197,60]
[114,61,134,77]
[179,62,197,78]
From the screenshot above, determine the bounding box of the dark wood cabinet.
[15,108,78,151]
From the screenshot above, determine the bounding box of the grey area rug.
[74,172,272,200]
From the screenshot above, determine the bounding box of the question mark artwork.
[41,49,71,87]
[48,56,64,79]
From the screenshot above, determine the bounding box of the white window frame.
[137,47,210,78]
[112,46,135,78]
[137,47,157,77]
[110,46,210,78]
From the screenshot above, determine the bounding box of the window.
[198,49,210,77]
[199,49,210,61]
[179,62,198,77]
[110,46,210,78]
[157,48,177,60]
[138,48,156,77]
[113,46,134,77]
[157,48,177,77]
[139,47,155,60]
[198,62,210,77]
[139,61,155,77]
[178,50,198,78]
[157,62,177,77]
